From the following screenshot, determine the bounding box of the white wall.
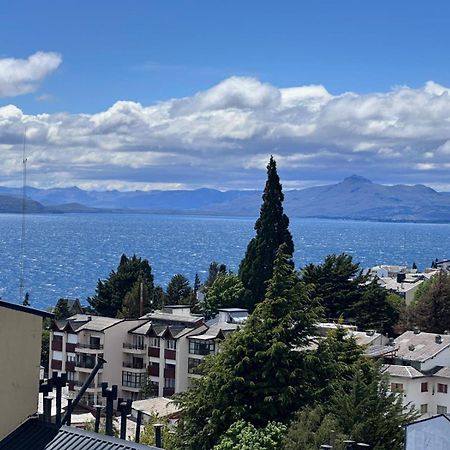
[406,416,450,450]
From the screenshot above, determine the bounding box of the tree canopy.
[238,156,294,310]
[203,273,245,314]
[88,254,154,317]
[166,274,193,305]
[176,244,319,449]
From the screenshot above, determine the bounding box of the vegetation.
[87,254,154,317]
[239,156,294,310]
[205,261,227,289]
[213,420,286,450]
[166,274,193,305]
[140,414,177,449]
[203,273,245,314]
[285,366,418,450]
[176,244,320,449]
[53,298,72,319]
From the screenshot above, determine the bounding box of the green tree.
[285,367,418,450]
[166,274,193,305]
[176,244,319,450]
[203,274,245,314]
[301,253,362,320]
[193,273,201,294]
[140,414,177,450]
[120,279,154,318]
[53,298,72,320]
[88,254,154,317]
[213,420,287,450]
[140,376,159,398]
[205,262,227,289]
[410,271,450,333]
[284,406,346,450]
[22,292,30,306]
[239,156,294,310]
[351,278,401,335]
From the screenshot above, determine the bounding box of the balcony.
[75,343,104,353]
[122,381,145,391]
[122,361,147,372]
[148,347,160,358]
[74,380,101,392]
[66,361,76,372]
[123,343,147,354]
[75,360,102,372]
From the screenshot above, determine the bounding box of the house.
[0,299,53,440]
[381,330,450,418]
[405,414,450,450]
[131,397,181,424]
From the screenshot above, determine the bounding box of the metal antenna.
[19,127,27,303]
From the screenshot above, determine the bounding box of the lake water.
[0,213,448,310]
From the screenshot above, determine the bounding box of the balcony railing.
[74,380,97,388]
[122,381,145,389]
[75,361,96,369]
[122,362,147,370]
[123,343,147,350]
[148,347,160,358]
[148,365,159,377]
[76,343,104,350]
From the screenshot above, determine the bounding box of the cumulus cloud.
[3,76,450,190]
[0,52,61,98]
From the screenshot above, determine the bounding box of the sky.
[2,1,450,191]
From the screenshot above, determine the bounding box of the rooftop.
[381,364,424,378]
[75,316,123,332]
[132,397,180,418]
[394,331,450,363]
[0,299,53,319]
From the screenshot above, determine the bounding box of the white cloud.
[2,77,450,189]
[0,52,61,98]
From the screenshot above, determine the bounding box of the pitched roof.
[0,418,160,450]
[381,364,424,378]
[394,331,450,362]
[0,300,53,319]
[75,316,123,332]
[132,397,180,418]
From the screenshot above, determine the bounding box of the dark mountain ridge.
[1,176,450,222]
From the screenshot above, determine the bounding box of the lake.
[0,213,448,310]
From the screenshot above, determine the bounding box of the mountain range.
[1,175,450,222]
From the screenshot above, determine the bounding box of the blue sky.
[1,1,450,190]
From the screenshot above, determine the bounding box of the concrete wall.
[406,416,450,450]
[0,307,43,439]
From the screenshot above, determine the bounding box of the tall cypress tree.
[238,156,294,310]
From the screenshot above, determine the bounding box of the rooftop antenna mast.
[19,127,27,303]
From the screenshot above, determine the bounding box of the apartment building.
[49,315,147,406]
[0,300,53,439]
[382,330,450,418]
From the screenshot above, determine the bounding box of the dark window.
[189,339,215,355]
[122,371,146,388]
[438,383,448,394]
[188,358,202,374]
[421,382,428,392]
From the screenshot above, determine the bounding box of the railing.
[75,361,96,369]
[74,380,97,388]
[189,347,215,356]
[122,381,145,389]
[164,367,176,379]
[123,343,147,350]
[76,343,104,350]
[122,361,147,370]
[148,347,160,358]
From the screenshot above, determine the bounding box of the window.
[391,383,404,393]
[67,371,75,381]
[67,354,76,363]
[165,339,176,350]
[150,337,160,348]
[122,371,146,388]
[188,358,202,374]
[421,382,428,392]
[438,383,448,394]
[164,378,176,389]
[420,404,428,414]
[437,405,448,414]
[53,335,63,343]
[132,335,145,349]
[90,336,101,350]
[189,339,215,355]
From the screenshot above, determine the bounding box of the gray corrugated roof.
[76,317,123,332]
[434,367,450,379]
[0,418,160,450]
[394,331,450,362]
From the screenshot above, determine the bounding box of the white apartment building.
[382,330,450,418]
[48,306,249,406]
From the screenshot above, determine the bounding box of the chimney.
[43,396,53,423]
[51,371,67,426]
[397,273,406,283]
[413,327,421,334]
[94,405,103,433]
[154,423,163,448]
[117,398,132,440]
[135,410,143,443]
[436,335,443,344]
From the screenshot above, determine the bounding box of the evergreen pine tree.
[205,262,227,288]
[88,254,154,317]
[53,298,71,319]
[176,244,319,449]
[166,274,192,305]
[193,273,201,294]
[120,279,154,318]
[238,156,294,310]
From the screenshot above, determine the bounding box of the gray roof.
[394,331,450,362]
[434,367,450,379]
[76,316,123,332]
[0,417,160,450]
[381,364,424,378]
[140,311,202,326]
